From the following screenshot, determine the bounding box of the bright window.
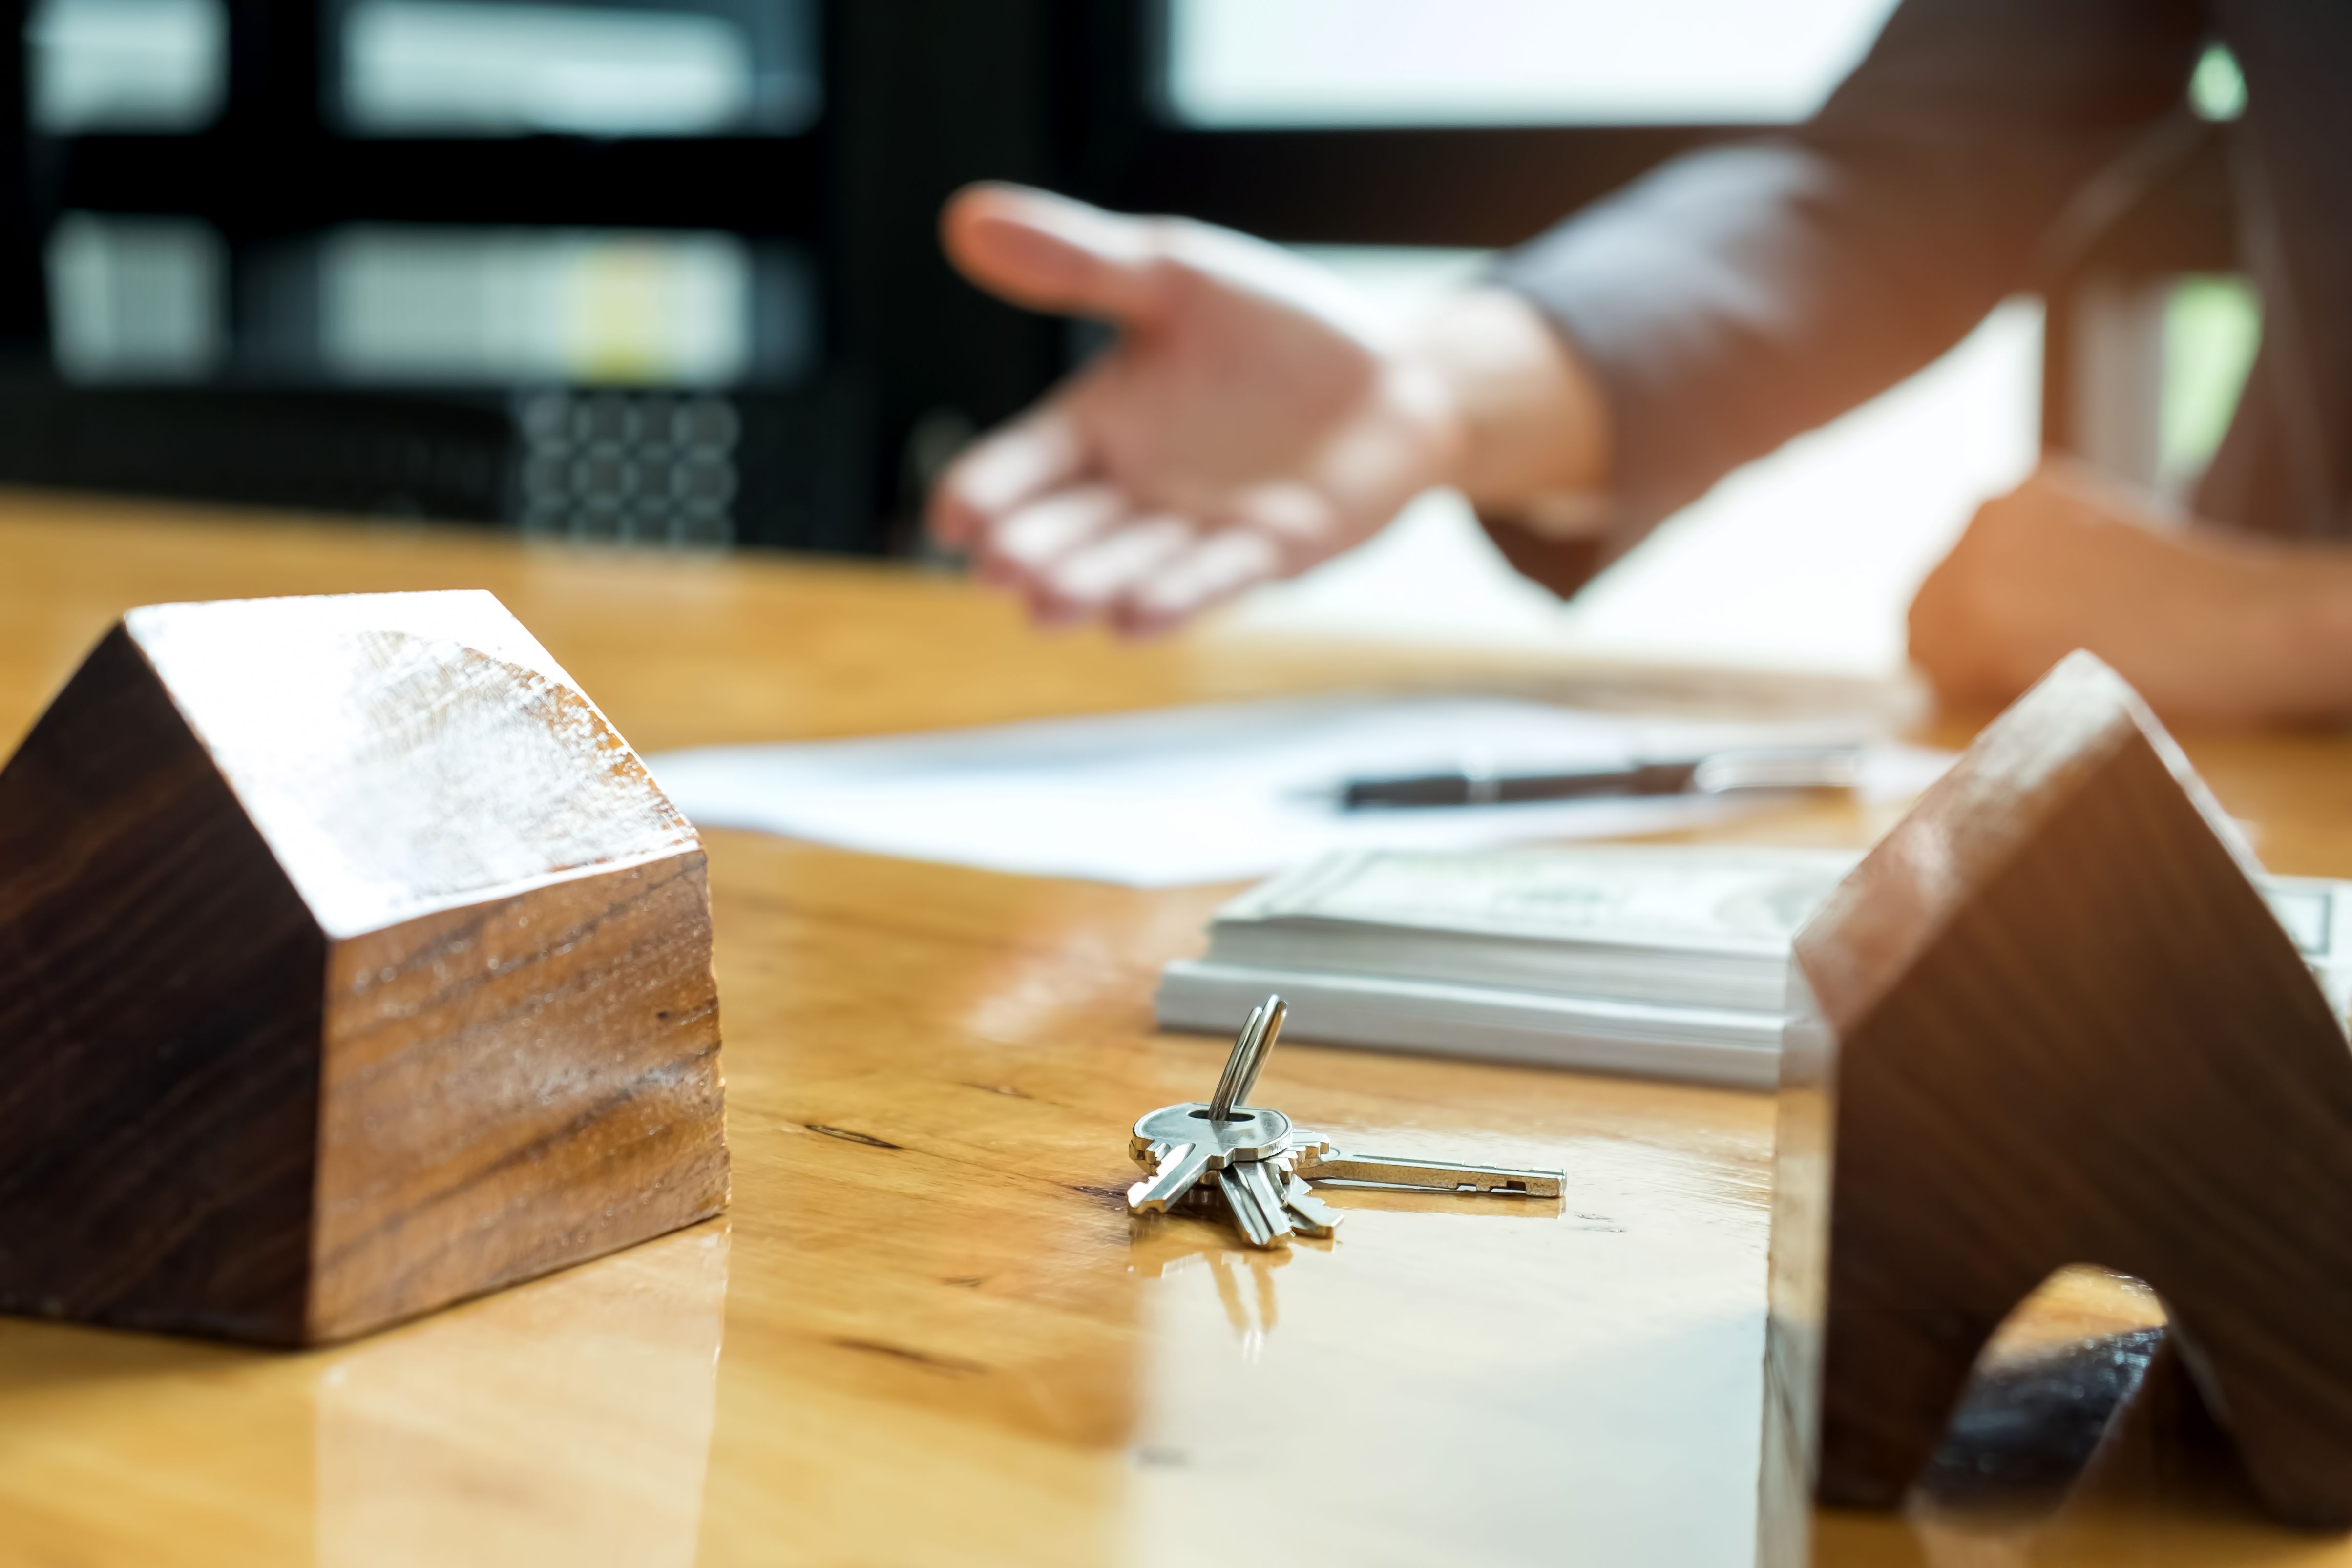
[1165,0,1904,127]
[28,0,226,133]
[338,0,818,136]
[321,226,763,386]
[47,213,227,381]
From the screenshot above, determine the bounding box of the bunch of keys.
[1126,993,1566,1249]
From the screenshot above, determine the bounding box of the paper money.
[1158,847,2352,1089]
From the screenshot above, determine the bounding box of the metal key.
[1127,995,1294,1215]
[1125,1138,1179,1211]
[1288,1133,1562,1197]
[1128,1123,1300,1184]
[1216,1158,1295,1248]
[1125,994,1558,1250]
[1128,1137,1255,1217]
[1133,1109,1307,1251]
[1278,1171,1342,1238]
[1129,1138,1272,1213]
[1127,1102,1292,1212]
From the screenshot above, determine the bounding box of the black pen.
[1338,746,1864,810]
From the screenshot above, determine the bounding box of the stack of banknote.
[1156,845,2352,1091]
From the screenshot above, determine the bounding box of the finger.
[1029,514,1195,626]
[979,482,1127,585]
[1115,527,1284,637]
[927,401,1088,548]
[1221,480,1340,566]
[939,183,1168,325]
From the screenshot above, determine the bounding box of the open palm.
[929,185,1460,634]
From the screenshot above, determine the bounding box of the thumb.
[940,183,1167,324]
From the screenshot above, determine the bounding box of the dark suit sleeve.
[1484,0,2206,592]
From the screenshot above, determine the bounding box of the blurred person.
[927,0,2352,724]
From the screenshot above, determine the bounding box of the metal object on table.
[1337,744,1865,810]
[1278,1171,1343,1239]
[1287,1134,1565,1197]
[1125,1101,1292,1213]
[1207,995,1284,1120]
[1124,993,1565,1250]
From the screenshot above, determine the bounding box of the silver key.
[1278,1170,1342,1238]
[1125,1138,1179,1211]
[1126,993,1559,1249]
[1126,1103,1292,1213]
[1127,995,1294,1216]
[1136,1135,1320,1248]
[1215,1158,1295,1249]
[1128,1138,1253,1223]
[1128,1137,1263,1219]
[1288,1133,1561,1197]
[1132,1136,1292,1179]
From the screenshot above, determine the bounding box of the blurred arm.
[1489,0,2207,586]
[925,0,2209,631]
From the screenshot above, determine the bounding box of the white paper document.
[650,695,1953,887]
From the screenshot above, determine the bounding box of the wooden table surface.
[3,491,2351,1568]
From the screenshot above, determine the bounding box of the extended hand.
[928,185,1467,634]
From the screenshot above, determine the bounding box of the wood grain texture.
[1,495,2351,1564]
[1770,651,2352,1542]
[0,585,727,1345]
[314,850,726,1338]
[0,625,325,1342]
